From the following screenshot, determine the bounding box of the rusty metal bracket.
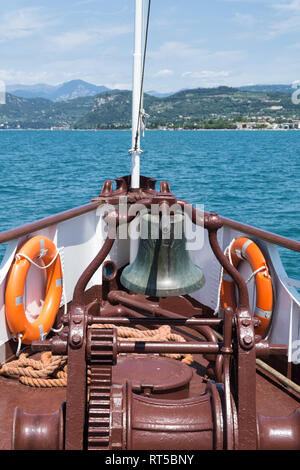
[69,305,86,349]
[236,309,256,351]
[65,304,88,450]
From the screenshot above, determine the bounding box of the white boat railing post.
[129,0,143,189]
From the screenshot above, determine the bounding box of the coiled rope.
[0,324,193,388]
[0,351,67,388]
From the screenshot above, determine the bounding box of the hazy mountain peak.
[5,80,111,102]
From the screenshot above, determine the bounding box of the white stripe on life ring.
[254,306,272,319]
[241,239,254,259]
[15,295,24,306]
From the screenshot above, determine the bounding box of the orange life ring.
[221,237,273,338]
[5,236,63,344]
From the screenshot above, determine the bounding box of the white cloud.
[150,41,244,64]
[76,0,97,4]
[182,71,230,79]
[154,69,174,78]
[51,31,94,50]
[50,25,132,51]
[149,41,204,60]
[287,42,300,48]
[267,15,300,36]
[0,68,52,85]
[0,8,55,43]
[233,12,256,27]
[274,0,300,10]
[103,82,131,90]
[268,0,300,37]
[179,70,232,88]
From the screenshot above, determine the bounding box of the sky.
[0,0,300,92]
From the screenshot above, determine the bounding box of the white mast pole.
[130,0,143,189]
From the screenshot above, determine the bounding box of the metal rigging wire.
[133,0,151,152]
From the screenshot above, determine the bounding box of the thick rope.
[0,324,193,388]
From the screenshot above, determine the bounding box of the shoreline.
[0,128,299,132]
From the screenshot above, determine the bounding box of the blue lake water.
[0,129,299,280]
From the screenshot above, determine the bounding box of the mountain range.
[0,85,299,130]
[6,80,111,102]
[5,80,296,102]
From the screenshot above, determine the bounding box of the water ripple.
[0,129,299,278]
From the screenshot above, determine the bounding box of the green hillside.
[0,86,299,129]
[0,93,95,129]
[74,87,300,129]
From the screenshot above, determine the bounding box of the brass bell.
[121,212,205,297]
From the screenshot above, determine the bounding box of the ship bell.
[121,212,205,297]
